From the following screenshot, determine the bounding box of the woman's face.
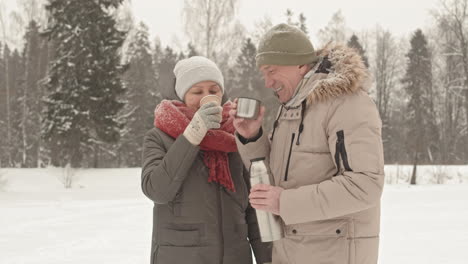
[183,81,223,110]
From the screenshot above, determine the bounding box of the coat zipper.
[337,130,352,171]
[334,130,352,176]
[217,185,225,264]
[334,132,343,176]
[284,133,296,181]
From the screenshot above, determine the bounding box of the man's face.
[259,64,309,103]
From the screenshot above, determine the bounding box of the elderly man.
[230,23,385,264]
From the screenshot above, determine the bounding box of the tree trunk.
[5,54,11,166]
[465,88,468,163]
[21,84,28,167]
[94,144,99,168]
[22,50,30,167]
[0,12,11,167]
[410,153,418,185]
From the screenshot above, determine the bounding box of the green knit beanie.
[256,23,318,68]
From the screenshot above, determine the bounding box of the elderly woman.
[141,56,272,264]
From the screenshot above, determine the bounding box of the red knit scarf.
[154,100,238,192]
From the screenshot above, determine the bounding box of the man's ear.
[298,64,310,75]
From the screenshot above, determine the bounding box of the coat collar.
[284,44,371,108]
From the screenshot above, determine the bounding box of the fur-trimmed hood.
[305,44,371,105]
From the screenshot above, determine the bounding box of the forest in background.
[0,1,467,183]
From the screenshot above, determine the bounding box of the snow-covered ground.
[1,167,467,264]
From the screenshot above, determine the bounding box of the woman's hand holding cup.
[183,95,222,145]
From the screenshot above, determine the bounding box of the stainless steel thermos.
[249,158,284,242]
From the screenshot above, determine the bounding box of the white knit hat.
[173,56,224,100]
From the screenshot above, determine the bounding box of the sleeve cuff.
[237,127,263,145]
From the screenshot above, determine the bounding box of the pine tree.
[403,29,438,184]
[0,42,6,167]
[19,20,42,167]
[158,47,178,100]
[177,51,186,62]
[151,38,163,85]
[0,44,12,166]
[42,0,127,167]
[36,27,52,167]
[9,48,24,166]
[285,9,294,25]
[231,38,261,97]
[186,43,198,58]
[347,34,369,67]
[298,13,308,36]
[119,22,158,166]
[284,9,308,35]
[230,38,279,132]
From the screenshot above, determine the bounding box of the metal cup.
[236,97,261,120]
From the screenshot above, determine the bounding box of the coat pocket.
[159,223,204,247]
[156,246,206,264]
[283,219,351,264]
[352,236,379,264]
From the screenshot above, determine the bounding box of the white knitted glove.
[183,102,222,145]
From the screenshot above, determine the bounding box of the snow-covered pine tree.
[151,38,163,89]
[284,9,308,36]
[186,43,198,58]
[20,20,42,167]
[230,38,278,132]
[0,44,12,167]
[157,47,178,100]
[119,22,158,167]
[36,26,51,168]
[0,41,6,167]
[42,0,127,168]
[347,34,369,67]
[298,13,308,36]
[403,29,438,184]
[231,38,261,97]
[9,48,24,167]
[177,51,186,62]
[285,9,294,25]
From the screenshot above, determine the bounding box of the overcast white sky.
[3,0,441,48]
[131,0,441,47]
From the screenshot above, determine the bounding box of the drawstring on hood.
[270,105,284,141]
[296,100,307,145]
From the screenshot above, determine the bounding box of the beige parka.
[236,44,385,264]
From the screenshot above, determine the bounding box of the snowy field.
[1,167,467,264]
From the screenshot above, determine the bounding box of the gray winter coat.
[141,124,272,264]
